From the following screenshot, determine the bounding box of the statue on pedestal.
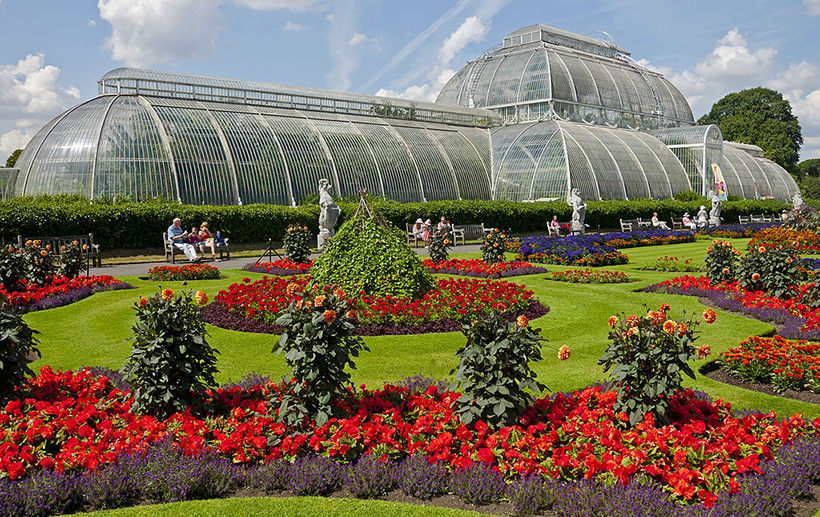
[567,188,586,235]
[708,189,722,227]
[793,191,805,209]
[317,178,341,251]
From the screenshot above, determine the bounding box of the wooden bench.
[671,217,684,230]
[547,222,571,236]
[620,218,639,232]
[738,215,751,224]
[17,234,101,267]
[405,223,423,248]
[163,232,230,263]
[451,223,490,245]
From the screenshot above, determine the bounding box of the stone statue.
[567,188,586,235]
[793,191,805,208]
[696,205,708,228]
[317,178,341,251]
[708,189,722,227]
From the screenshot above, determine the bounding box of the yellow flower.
[162,288,175,300]
[516,315,528,328]
[194,291,208,305]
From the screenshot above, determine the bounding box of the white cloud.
[347,33,377,46]
[0,54,80,156]
[324,0,376,91]
[806,0,820,15]
[99,0,225,67]
[692,29,776,85]
[233,0,322,11]
[283,20,307,31]
[437,16,488,65]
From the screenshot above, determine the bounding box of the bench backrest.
[453,223,487,237]
[17,234,96,253]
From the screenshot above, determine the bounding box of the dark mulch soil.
[702,367,820,406]
[202,300,549,337]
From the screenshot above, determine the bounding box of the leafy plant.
[120,289,218,419]
[0,296,40,402]
[0,245,26,292]
[450,311,564,428]
[273,283,368,427]
[282,224,312,264]
[427,228,451,263]
[20,240,55,286]
[310,206,435,300]
[736,243,804,299]
[705,240,740,285]
[57,240,88,279]
[598,305,714,425]
[640,256,704,273]
[481,228,506,264]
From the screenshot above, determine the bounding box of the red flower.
[324,310,337,323]
[162,288,174,300]
[703,309,716,324]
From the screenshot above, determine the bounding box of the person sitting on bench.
[167,218,200,262]
[651,212,669,230]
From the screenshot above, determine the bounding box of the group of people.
[413,216,452,245]
[167,218,220,262]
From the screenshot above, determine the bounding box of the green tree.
[698,87,802,172]
[4,149,22,168]
[797,158,820,180]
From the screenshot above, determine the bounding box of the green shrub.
[274,284,368,427]
[427,229,451,263]
[57,240,87,279]
[449,311,562,428]
[310,212,435,300]
[736,243,805,299]
[705,240,740,285]
[673,190,704,202]
[480,228,506,264]
[121,289,218,419]
[598,305,714,425]
[0,245,26,292]
[21,240,55,285]
[282,224,312,264]
[0,298,40,402]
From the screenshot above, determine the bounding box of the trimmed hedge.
[0,195,798,251]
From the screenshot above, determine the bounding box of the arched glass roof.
[98,68,501,128]
[14,94,492,205]
[436,25,694,130]
[650,125,723,196]
[721,142,798,201]
[490,120,691,202]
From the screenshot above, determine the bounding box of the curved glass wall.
[650,125,723,196]
[436,30,695,129]
[14,94,492,205]
[722,142,799,202]
[490,120,691,202]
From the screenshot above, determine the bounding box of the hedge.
[0,195,798,251]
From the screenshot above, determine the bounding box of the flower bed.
[721,336,820,393]
[643,276,820,342]
[421,259,548,278]
[206,275,543,334]
[698,222,778,239]
[147,264,221,281]
[0,276,133,310]
[749,226,820,254]
[549,269,631,283]
[639,256,704,273]
[243,259,312,276]
[1,366,818,510]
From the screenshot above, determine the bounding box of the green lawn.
[21,236,820,516]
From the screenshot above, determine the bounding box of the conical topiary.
[310,193,436,300]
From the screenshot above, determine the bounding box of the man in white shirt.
[167,218,200,262]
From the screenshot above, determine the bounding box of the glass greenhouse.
[7,24,799,205]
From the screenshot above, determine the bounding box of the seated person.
[167,218,199,262]
[549,215,560,233]
[436,216,452,236]
[187,226,201,248]
[413,218,425,239]
[696,205,709,228]
[198,221,219,261]
[421,219,432,245]
[681,213,697,230]
[651,212,670,230]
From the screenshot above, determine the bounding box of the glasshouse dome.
[5,24,799,204]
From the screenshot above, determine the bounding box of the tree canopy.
[797,158,820,180]
[4,149,22,168]
[697,87,802,172]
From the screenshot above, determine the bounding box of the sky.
[1,0,820,162]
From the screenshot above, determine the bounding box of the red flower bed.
[722,336,820,392]
[213,275,534,327]
[244,259,313,275]
[1,366,817,507]
[0,276,125,307]
[147,264,220,281]
[422,258,548,278]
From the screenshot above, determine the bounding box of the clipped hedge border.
[0,195,798,251]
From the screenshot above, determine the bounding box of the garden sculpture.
[709,190,722,227]
[696,205,708,228]
[318,178,341,251]
[793,191,805,208]
[567,188,586,235]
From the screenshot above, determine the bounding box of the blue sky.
[2,0,819,161]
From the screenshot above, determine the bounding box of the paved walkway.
[89,244,483,277]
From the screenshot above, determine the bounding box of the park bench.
[405,223,423,248]
[16,233,101,268]
[163,232,230,263]
[547,221,570,236]
[619,219,640,232]
[671,217,685,230]
[451,223,491,245]
[738,215,751,224]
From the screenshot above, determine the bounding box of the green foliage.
[786,203,820,232]
[797,158,820,180]
[736,243,805,299]
[4,149,22,168]
[20,240,55,286]
[672,190,704,202]
[121,289,218,419]
[0,245,26,292]
[427,229,451,264]
[57,240,87,279]
[598,306,711,425]
[639,256,703,273]
[705,240,740,285]
[0,298,40,402]
[283,224,312,264]
[698,87,803,172]
[310,213,435,300]
[800,178,820,203]
[450,311,546,428]
[480,228,506,264]
[273,284,368,427]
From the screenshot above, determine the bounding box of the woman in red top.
[198,222,219,261]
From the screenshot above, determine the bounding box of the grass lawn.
[18,236,820,515]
